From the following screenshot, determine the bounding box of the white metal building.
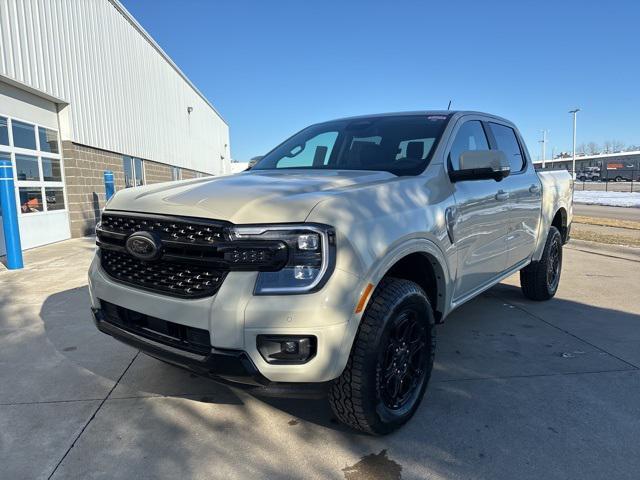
[0,0,230,254]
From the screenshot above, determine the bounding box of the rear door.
[487,122,541,268]
[447,118,509,302]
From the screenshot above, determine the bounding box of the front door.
[448,119,509,302]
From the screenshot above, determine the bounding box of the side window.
[275,131,338,168]
[449,121,489,170]
[488,123,525,172]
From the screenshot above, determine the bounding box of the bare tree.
[625,145,640,152]
[612,140,625,152]
[577,143,587,155]
[586,142,600,155]
[603,141,613,154]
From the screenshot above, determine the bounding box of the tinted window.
[449,121,489,170]
[12,120,37,150]
[38,127,59,154]
[253,115,449,176]
[489,123,525,172]
[0,117,8,146]
[275,131,339,169]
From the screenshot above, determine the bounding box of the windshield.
[252,114,450,176]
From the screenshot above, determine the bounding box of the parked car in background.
[89,111,573,434]
[577,166,601,182]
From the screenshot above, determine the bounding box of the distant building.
[0,0,230,254]
[534,151,640,181]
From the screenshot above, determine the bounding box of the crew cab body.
[89,111,572,432]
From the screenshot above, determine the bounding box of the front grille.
[101,249,226,299]
[100,300,211,355]
[100,212,228,244]
[97,213,231,298]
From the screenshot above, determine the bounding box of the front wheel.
[520,226,563,301]
[328,278,436,435]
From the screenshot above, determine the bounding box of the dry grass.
[571,228,640,247]
[573,215,640,231]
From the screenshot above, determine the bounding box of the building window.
[0,114,65,218]
[171,166,182,181]
[38,127,59,154]
[123,156,145,187]
[19,187,43,214]
[0,117,8,146]
[42,157,62,182]
[15,154,40,181]
[45,187,65,211]
[12,120,37,150]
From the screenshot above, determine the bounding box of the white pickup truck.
[89,111,573,434]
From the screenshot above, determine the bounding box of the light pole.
[569,108,580,178]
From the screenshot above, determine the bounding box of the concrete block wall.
[62,141,125,238]
[144,161,173,184]
[62,142,211,238]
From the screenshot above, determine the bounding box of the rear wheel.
[520,226,563,301]
[328,278,435,435]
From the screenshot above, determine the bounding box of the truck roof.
[326,110,513,125]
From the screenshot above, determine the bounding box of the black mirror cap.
[449,167,510,183]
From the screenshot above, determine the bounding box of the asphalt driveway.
[1,238,639,479]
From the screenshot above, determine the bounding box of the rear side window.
[488,123,525,172]
[448,121,490,170]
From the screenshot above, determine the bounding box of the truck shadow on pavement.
[25,282,640,479]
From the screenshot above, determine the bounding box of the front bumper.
[89,253,364,384]
[92,307,269,386]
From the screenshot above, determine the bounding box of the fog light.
[257,335,317,364]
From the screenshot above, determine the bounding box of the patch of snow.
[573,190,640,208]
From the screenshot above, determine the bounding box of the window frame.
[484,121,528,175]
[123,156,146,188]
[445,118,492,173]
[0,114,66,217]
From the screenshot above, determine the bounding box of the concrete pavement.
[1,237,639,479]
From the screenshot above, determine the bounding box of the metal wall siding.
[0,0,229,175]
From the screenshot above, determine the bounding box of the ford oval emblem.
[125,232,161,261]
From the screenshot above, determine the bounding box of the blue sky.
[122,0,639,162]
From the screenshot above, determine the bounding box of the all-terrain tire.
[520,226,563,301]
[328,278,436,435]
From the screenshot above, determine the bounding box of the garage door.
[0,114,70,255]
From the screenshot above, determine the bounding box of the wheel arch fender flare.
[330,238,452,380]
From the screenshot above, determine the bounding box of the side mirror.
[449,150,511,182]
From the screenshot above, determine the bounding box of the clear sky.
[121,0,639,162]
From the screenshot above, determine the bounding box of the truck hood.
[105,169,396,224]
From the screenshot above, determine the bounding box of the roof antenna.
[447,100,452,110]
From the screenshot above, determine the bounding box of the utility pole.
[569,109,580,179]
[539,129,549,168]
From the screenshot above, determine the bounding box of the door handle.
[529,184,541,194]
[495,190,509,201]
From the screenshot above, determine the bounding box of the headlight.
[230,224,336,294]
